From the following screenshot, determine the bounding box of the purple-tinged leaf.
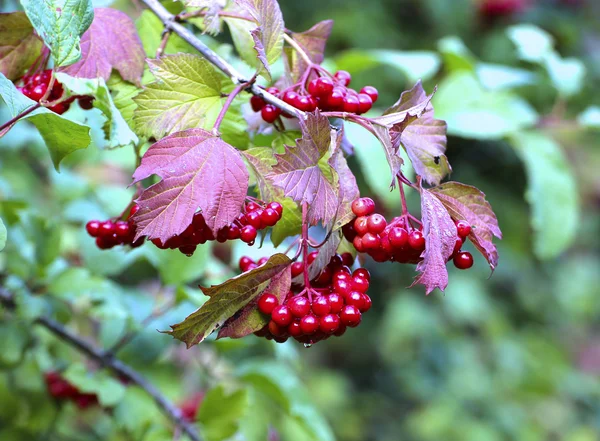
[166,254,292,348]
[218,265,292,339]
[378,81,450,186]
[131,128,249,241]
[268,111,340,225]
[329,148,359,231]
[61,8,145,85]
[410,184,457,295]
[429,181,502,270]
[369,123,404,188]
[250,28,270,77]
[289,20,333,81]
[0,12,43,81]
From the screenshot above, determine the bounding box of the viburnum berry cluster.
[343,197,474,269]
[251,69,378,123]
[44,371,99,409]
[86,205,144,250]
[240,252,371,346]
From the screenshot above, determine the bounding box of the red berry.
[346,291,365,311]
[227,224,241,240]
[453,237,464,256]
[115,221,130,239]
[325,88,344,110]
[453,251,474,270]
[352,275,369,293]
[128,204,140,219]
[291,261,304,278]
[361,232,381,251]
[455,220,472,238]
[308,78,320,97]
[268,320,286,337]
[271,305,292,326]
[257,256,269,265]
[353,236,365,253]
[266,87,279,95]
[367,214,387,235]
[353,216,369,236]
[295,95,312,111]
[342,221,357,242]
[96,236,115,249]
[327,293,344,313]
[261,208,280,227]
[314,77,334,97]
[288,320,303,337]
[180,245,197,256]
[360,86,378,103]
[78,96,94,110]
[85,220,101,237]
[313,266,332,285]
[267,201,283,217]
[29,83,48,101]
[239,256,254,271]
[353,268,370,282]
[261,105,280,123]
[240,225,257,244]
[319,314,340,334]
[311,296,331,316]
[288,296,311,318]
[360,294,372,313]
[258,293,279,314]
[283,90,299,105]
[357,93,373,114]
[99,221,115,236]
[334,70,352,86]
[408,230,425,251]
[333,278,352,296]
[334,323,347,336]
[388,227,408,249]
[48,102,69,114]
[340,305,361,327]
[246,210,264,229]
[351,198,375,217]
[307,251,318,265]
[300,315,319,335]
[245,201,261,212]
[341,252,354,267]
[333,270,352,282]
[342,95,359,113]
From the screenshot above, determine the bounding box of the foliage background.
[1,0,599,440]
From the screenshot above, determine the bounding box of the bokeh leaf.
[0,12,43,80]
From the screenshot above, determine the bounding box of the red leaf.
[132,128,249,241]
[429,182,502,270]
[61,8,145,85]
[289,20,333,81]
[410,184,457,295]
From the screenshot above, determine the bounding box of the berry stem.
[398,175,409,216]
[0,103,42,134]
[212,80,252,134]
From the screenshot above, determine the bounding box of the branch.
[139,0,302,118]
[0,288,202,441]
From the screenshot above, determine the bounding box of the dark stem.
[0,288,202,441]
[398,175,409,216]
[156,29,172,57]
[213,81,249,134]
[0,103,42,133]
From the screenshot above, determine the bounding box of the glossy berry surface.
[453,251,474,269]
[258,293,278,315]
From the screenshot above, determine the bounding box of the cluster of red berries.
[251,70,379,123]
[151,200,284,256]
[179,392,204,422]
[240,252,371,346]
[44,371,99,409]
[343,197,474,270]
[86,205,144,250]
[17,70,94,114]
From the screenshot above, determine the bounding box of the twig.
[156,29,172,58]
[213,81,250,134]
[0,288,202,441]
[0,103,41,134]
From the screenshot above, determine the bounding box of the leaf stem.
[212,81,250,134]
[0,103,41,134]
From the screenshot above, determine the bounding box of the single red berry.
[313,266,332,285]
[78,96,95,110]
[334,70,352,86]
[29,83,48,101]
[319,314,340,334]
[271,305,292,326]
[261,105,280,123]
[353,236,365,253]
[315,77,334,97]
[367,214,387,235]
[361,232,381,251]
[180,245,197,256]
[353,216,369,236]
[48,82,64,100]
[48,102,69,114]
[95,236,116,249]
[352,275,370,293]
[240,225,257,244]
[295,95,312,111]
[453,251,474,269]
[342,95,359,113]
[245,201,261,212]
[345,291,365,311]
[267,201,283,217]
[329,254,343,268]
[227,224,241,240]
[333,270,352,283]
[85,220,101,237]
[258,293,279,315]
[311,296,331,316]
[340,305,361,327]
[408,230,425,251]
[307,78,320,97]
[453,237,464,256]
[239,256,254,271]
[455,220,472,238]
[351,198,375,217]
[327,293,344,313]
[307,251,318,265]
[266,87,279,95]
[360,294,372,313]
[341,252,354,267]
[246,210,264,229]
[357,93,373,114]
[128,204,140,219]
[283,90,299,105]
[333,278,352,296]
[268,320,286,337]
[388,227,409,249]
[99,221,115,236]
[300,315,319,335]
[261,208,280,227]
[353,267,370,282]
[288,320,303,337]
[325,88,344,110]
[288,296,311,317]
[257,256,269,265]
[291,261,304,278]
[360,86,379,103]
[342,221,357,242]
[114,221,130,239]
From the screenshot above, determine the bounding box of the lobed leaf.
[430,181,502,270]
[329,147,359,231]
[61,8,145,85]
[289,20,333,81]
[21,0,93,67]
[0,12,43,81]
[132,128,249,241]
[166,253,292,347]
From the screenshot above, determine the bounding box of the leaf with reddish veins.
[429,181,502,270]
[61,8,145,85]
[131,128,249,241]
[289,20,333,81]
[329,146,359,231]
[410,185,457,295]
[218,265,292,339]
[368,123,403,188]
[268,111,340,225]
[166,254,292,347]
[377,81,450,186]
[0,12,43,81]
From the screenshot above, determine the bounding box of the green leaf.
[56,73,138,149]
[223,5,260,69]
[145,244,211,286]
[437,36,476,72]
[21,0,94,67]
[509,131,579,259]
[0,321,29,368]
[0,12,43,80]
[507,24,554,63]
[577,106,600,129]
[0,73,91,169]
[166,253,292,347]
[107,73,140,130]
[198,386,249,441]
[136,10,196,57]
[114,388,163,433]
[434,71,538,140]
[63,363,126,407]
[0,217,6,251]
[543,52,586,98]
[133,54,227,139]
[476,63,535,91]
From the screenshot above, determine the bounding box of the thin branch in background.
[156,29,172,58]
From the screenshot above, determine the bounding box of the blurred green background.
[1,0,600,440]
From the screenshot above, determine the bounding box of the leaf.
[430,181,502,270]
[198,386,249,441]
[63,364,126,407]
[55,73,138,149]
[217,265,291,339]
[410,185,457,295]
[0,73,91,170]
[369,123,403,188]
[382,81,449,186]
[107,73,140,130]
[303,232,342,283]
[0,12,43,81]
[21,0,94,67]
[268,111,339,225]
[132,128,249,241]
[133,53,226,139]
[186,0,225,35]
[0,217,6,252]
[166,253,291,347]
[235,0,284,79]
[508,131,578,259]
[289,20,333,81]
[60,8,145,85]
[329,148,359,231]
[507,24,554,63]
[578,106,600,129]
[136,10,196,57]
